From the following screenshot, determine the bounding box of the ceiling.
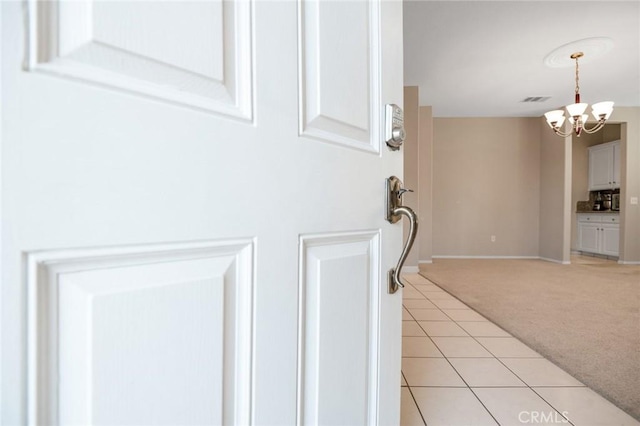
[403,1,640,117]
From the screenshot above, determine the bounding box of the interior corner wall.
[539,118,571,263]
[403,86,420,270]
[611,107,640,263]
[418,106,433,264]
[432,118,540,257]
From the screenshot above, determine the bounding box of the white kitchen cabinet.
[588,140,621,191]
[600,224,620,256]
[612,142,621,188]
[576,213,619,257]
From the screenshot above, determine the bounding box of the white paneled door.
[1,1,404,425]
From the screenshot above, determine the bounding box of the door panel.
[26,0,252,118]
[1,0,404,424]
[298,232,379,425]
[298,0,379,151]
[27,241,253,426]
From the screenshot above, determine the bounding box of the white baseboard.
[432,255,539,260]
[427,254,633,265]
[574,251,619,262]
[403,266,419,273]
[418,260,433,265]
[539,257,571,265]
[433,255,570,264]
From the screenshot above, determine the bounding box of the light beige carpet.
[419,257,640,421]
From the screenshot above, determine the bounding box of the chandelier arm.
[551,125,574,138]
[582,120,607,134]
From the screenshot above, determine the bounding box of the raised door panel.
[298,232,380,425]
[26,0,252,119]
[577,222,599,253]
[298,0,380,152]
[27,240,254,425]
[600,224,620,256]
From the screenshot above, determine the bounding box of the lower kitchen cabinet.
[576,214,619,257]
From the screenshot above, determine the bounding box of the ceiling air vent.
[522,96,551,102]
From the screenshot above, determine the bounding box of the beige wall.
[402,87,433,268]
[418,106,433,263]
[432,118,541,257]
[538,121,571,263]
[413,103,638,264]
[403,87,420,269]
[568,109,640,263]
[610,107,640,263]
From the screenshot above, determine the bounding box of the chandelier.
[544,52,614,137]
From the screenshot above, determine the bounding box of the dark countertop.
[576,210,620,214]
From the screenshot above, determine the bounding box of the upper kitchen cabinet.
[589,140,621,191]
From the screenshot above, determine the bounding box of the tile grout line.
[412,276,578,426]
[429,284,578,426]
[403,371,428,426]
[403,278,583,425]
[402,288,500,426]
[528,387,577,426]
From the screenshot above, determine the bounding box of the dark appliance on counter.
[612,193,620,211]
[593,193,602,210]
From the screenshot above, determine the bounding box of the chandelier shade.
[544,52,613,137]
[591,101,614,120]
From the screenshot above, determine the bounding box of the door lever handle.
[385,176,419,294]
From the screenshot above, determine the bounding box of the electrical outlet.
[491,235,496,242]
[631,197,639,205]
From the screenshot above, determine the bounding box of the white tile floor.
[400,274,640,426]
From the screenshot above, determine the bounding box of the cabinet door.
[577,222,600,253]
[600,224,620,256]
[612,142,621,189]
[589,144,614,191]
